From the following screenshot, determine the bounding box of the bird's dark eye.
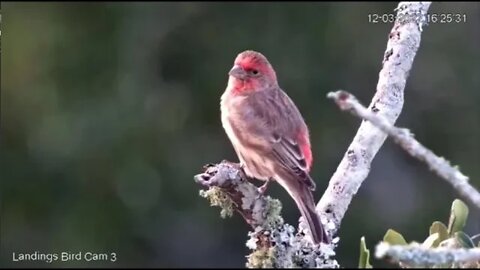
[251,69,259,75]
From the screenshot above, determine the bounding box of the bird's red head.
[228,50,278,93]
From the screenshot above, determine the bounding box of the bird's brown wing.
[244,87,316,190]
[271,133,316,191]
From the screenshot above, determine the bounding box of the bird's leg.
[239,164,257,183]
[257,178,272,195]
[239,163,271,194]
[238,163,249,179]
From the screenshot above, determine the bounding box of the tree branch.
[194,161,338,268]
[194,162,277,228]
[375,242,480,267]
[327,90,480,210]
[316,1,432,235]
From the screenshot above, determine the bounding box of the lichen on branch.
[194,161,338,268]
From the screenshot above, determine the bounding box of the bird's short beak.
[228,65,246,79]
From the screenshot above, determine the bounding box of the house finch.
[220,50,329,244]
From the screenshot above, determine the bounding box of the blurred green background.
[1,2,479,268]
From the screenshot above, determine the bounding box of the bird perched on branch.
[220,50,329,244]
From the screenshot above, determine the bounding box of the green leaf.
[358,237,373,268]
[383,229,407,246]
[429,221,449,247]
[455,231,475,248]
[447,199,469,236]
[422,233,439,249]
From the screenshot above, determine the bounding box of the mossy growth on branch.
[246,246,276,268]
[199,187,234,219]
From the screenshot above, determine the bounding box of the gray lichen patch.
[246,221,339,268]
[236,181,258,209]
[262,197,283,229]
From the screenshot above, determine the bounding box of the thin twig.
[327,90,480,209]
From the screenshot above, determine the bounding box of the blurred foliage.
[362,199,480,268]
[1,2,479,268]
[383,229,408,246]
[359,237,373,268]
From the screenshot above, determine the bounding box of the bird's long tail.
[279,176,330,244]
[294,189,330,244]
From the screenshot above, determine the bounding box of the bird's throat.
[227,77,256,95]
